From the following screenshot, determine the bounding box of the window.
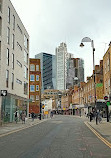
[30,75,35,81]
[36,75,39,81]
[7,27,10,44]
[36,65,39,71]
[30,85,35,92]
[6,48,9,66]
[24,50,28,64]
[30,95,35,101]
[24,66,28,79]
[12,34,14,49]
[12,73,14,89]
[8,7,10,23]
[6,70,9,88]
[30,64,35,71]
[17,60,22,67]
[36,95,39,100]
[17,24,22,34]
[17,42,22,51]
[36,85,39,91]
[12,53,14,69]
[13,15,15,30]
[16,78,22,85]
[24,34,29,50]
[24,82,28,95]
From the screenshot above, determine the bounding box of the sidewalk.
[85,117,111,143]
[0,118,47,136]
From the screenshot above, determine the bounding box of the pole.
[92,40,96,108]
[106,103,109,122]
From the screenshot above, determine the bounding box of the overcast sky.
[10,0,111,80]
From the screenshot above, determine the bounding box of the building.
[66,58,84,89]
[29,59,41,115]
[35,52,56,92]
[42,89,59,110]
[0,0,29,123]
[56,42,73,90]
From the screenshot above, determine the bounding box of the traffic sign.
[104,96,108,100]
[1,90,7,96]
[107,101,110,106]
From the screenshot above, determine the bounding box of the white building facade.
[56,43,73,90]
[0,0,29,123]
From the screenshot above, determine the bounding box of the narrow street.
[0,115,111,158]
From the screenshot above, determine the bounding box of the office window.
[17,42,22,51]
[30,85,35,92]
[36,75,39,81]
[30,64,35,71]
[30,95,35,101]
[24,34,29,50]
[12,53,14,69]
[17,24,22,34]
[36,85,39,91]
[36,65,39,71]
[24,66,28,80]
[6,48,9,66]
[13,15,15,30]
[16,79,22,85]
[17,60,22,67]
[24,50,28,64]
[7,27,10,44]
[8,7,10,23]
[36,95,39,100]
[24,82,28,95]
[12,34,14,49]
[6,70,9,88]
[12,73,14,89]
[30,75,35,81]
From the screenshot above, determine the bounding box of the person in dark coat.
[31,112,35,121]
[89,112,93,122]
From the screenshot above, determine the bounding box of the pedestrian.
[31,112,35,121]
[21,111,26,124]
[95,111,99,125]
[15,111,18,123]
[50,111,53,118]
[89,112,93,122]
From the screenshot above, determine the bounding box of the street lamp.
[80,37,96,107]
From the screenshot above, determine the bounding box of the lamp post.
[80,37,96,108]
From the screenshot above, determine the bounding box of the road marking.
[84,122,111,149]
[0,119,48,138]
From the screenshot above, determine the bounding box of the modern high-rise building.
[0,0,29,123]
[29,59,41,115]
[35,53,56,92]
[56,42,73,90]
[66,58,84,88]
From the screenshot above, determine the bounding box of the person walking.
[15,111,18,123]
[21,111,26,124]
[95,111,99,125]
[31,112,35,121]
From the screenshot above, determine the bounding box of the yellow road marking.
[0,119,47,138]
[84,122,111,149]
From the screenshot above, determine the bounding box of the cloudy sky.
[10,0,111,80]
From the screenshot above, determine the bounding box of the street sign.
[107,101,110,106]
[1,90,7,96]
[104,96,108,100]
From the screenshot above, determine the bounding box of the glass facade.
[1,94,28,122]
[35,52,56,92]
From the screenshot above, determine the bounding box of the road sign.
[107,101,110,106]
[104,96,108,100]
[1,90,7,96]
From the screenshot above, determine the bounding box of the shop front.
[1,94,28,123]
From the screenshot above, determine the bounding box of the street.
[0,115,111,158]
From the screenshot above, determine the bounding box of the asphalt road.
[0,115,111,158]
